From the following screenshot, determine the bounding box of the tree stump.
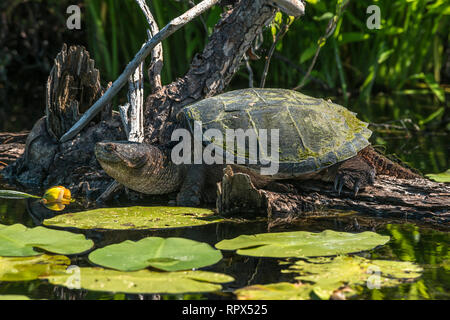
[46,44,111,140]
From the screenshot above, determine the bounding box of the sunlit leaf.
[426,169,450,183]
[43,267,234,294]
[0,295,31,300]
[89,237,222,272]
[0,255,70,281]
[43,206,223,230]
[0,224,94,257]
[216,230,390,258]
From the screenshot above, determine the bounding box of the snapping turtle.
[95,89,414,206]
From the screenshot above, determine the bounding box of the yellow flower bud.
[40,186,72,211]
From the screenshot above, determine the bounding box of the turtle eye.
[129,153,149,169]
[104,144,115,152]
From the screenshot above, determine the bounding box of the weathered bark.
[0,132,27,170]
[1,44,123,197]
[217,166,450,227]
[46,44,109,140]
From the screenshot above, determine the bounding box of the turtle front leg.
[176,164,206,206]
[333,155,376,196]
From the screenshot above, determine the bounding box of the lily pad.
[0,224,94,256]
[0,254,70,281]
[235,282,313,300]
[0,295,31,300]
[0,190,40,200]
[426,169,450,183]
[235,256,423,300]
[43,267,234,294]
[215,230,390,258]
[43,206,223,230]
[89,237,223,272]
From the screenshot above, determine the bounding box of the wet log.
[217,166,450,227]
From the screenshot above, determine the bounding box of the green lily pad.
[0,295,31,300]
[235,256,423,300]
[235,282,313,300]
[0,224,94,256]
[89,237,223,272]
[0,254,70,281]
[43,267,234,294]
[0,190,40,200]
[215,230,390,258]
[43,206,223,230]
[426,169,450,183]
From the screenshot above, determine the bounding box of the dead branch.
[59,0,220,143]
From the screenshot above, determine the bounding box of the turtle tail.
[358,146,421,179]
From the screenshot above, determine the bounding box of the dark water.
[0,94,448,300]
[0,198,448,300]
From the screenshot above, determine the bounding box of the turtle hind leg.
[176,164,206,207]
[333,155,376,197]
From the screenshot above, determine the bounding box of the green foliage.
[215,230,390,258]
[426,169,450,182]
[0,190,40,200]
[89,237,223,272]
[43,206,222,230]
[84,0,448,126]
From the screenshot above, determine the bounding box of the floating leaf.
[44,206,222,230]
[235,282,313,300]
[0,295,31,300]
[236,256,422,300]
[0,255,70,281]
[43,267,234,294]
[216,230,390,258]
[426,169,450,183]
[0,224,94,256]
[0,190,40,200]
[89,237,223,272]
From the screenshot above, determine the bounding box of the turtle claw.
[333,174,345,195]
[353,179,361,197]
[333,156,376,197]
[338,178,345,195]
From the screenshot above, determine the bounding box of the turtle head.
[270,0,305,17]
[95,141,183,195]
[95,141,150,179]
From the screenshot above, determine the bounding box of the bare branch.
[60,0,220,143]
[128,62,145,143]
[119,103,131,137]
[135,0,163,92]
